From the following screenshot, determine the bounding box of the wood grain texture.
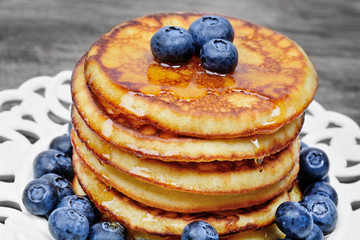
[0,0,359,124]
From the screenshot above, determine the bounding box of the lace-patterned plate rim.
[0,71,359,239]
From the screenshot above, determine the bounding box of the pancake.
[73,155,301,237]
[72,57,304,162]
[73,176,86,195]
[71,117,300,194]
[72,143,299,212]
[73,177,299,240]
[84,12,317,138]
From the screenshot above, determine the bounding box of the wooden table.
[1,0,359,125]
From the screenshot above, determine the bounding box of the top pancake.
[85,12,317,138]
[71,57,304,162]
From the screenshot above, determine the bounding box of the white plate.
[0,71,359,239]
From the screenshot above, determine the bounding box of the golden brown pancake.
[71,118,300,194]
[72,177,301,240]
[84,12,317,138]
[73,176,86,195]
[72,144,299,212]
[73,156,301,237]
[72,57,304,162]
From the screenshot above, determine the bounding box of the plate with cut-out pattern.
[0,71,359,239]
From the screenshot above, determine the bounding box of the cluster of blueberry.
[150,15,238,74]
[22,126,130,240]
[275,143,338,240]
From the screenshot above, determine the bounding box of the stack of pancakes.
[70,13,317,239]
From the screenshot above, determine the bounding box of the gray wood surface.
[1,0,359,125]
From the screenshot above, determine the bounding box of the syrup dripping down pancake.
[72,136,299,212]
[72,57,304,162]
[73,155,301,237]
[84,12,317,138]
[71,114,300,194]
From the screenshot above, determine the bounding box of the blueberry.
[299,147,329,182]
[57,195,99,226]
[150,26,195,64]
[279,224,324,240]
[40,173,75,200]
[301,195,338,235]
[33,149,73,180]
[189,15,234,52]
[298,174,330,193]
[89,222,129,240]
[181,220,219,240]
[22,179,59,216]
[304,181,338,206]
[275,201,313,239]
[304,224,324,240]
[200,39,238,73]
[49,134,73,157]
[48,207,89,240]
